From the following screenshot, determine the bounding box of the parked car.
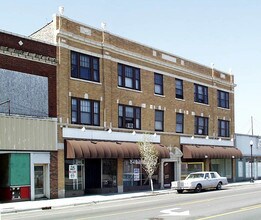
[171,171,228,193]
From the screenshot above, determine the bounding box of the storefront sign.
[134,168,140,181]
[130,159,141,165]
[69,165,77,179]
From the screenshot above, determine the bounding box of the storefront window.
[211,159,232,178]
[65,159,84,190]
[181,162,204,179]
[123,159,159,187]
[102,159,117,188]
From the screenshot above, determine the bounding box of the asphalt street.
[2,184,261,220]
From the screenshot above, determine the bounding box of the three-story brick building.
[32,12,242,198]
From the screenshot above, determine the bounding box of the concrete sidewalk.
[1,180,260,214]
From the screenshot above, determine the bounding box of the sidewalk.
[1,180,260,214]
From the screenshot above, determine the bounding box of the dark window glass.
[102,159,117,188]
[71,51,99,82]
[176,113,184,133]
[175,79,183,99]
[194,116,208,135]
[71,97,100,126]
[194,84,208,104]
[71,52,78,78]
[154,73,163,95]
[218,90,229,109]
[218,119,230,137]
[118,105,141,129]
[155,110,164,131]
[118,64,140,90]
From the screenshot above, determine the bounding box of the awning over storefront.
[182,145,243,159]
[66,140,170,159]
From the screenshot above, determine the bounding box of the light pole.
[250,140,254,183]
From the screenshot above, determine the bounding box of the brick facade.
[32,14,235,195]
[0,31,57,117]
[0,30,58,200]
[41,15,234,140]
[50,151,58,199]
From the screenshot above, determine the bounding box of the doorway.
[34,165,46,199]
[164,162,174,188]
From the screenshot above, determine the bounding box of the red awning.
[66,140,170,159]
[182,145,242,159]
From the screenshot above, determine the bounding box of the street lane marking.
[196,204,261,220]
[160,208,190,216]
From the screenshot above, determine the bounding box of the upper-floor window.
[118,105,141,129]
[118,64,140,90]
[71,97,100,126]
[176,113,184,133]
[155,110,164,131]
[194,116,208,135]
[175,79,183,99]
[71,51,99,82]
[218,90,229,109]
[194,84,208,104]
[218,119,230,137]
[154,73,163,95]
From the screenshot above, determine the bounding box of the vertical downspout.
[101,23,107,129]
[211,63,215,138]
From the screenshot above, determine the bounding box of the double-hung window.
[155,110,164,131]
[218,119,230,137]
[71,98,100,126]
[194,84,208,104]
[118,64,140,90]
[118,105,141,129]
[194,116,208,135]
[175,79,183,99]
[154,73,163,95]
[71,51,99,82]
[218,90,229,109]
[176,113,184,133]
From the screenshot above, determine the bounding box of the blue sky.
[1,0,260,135]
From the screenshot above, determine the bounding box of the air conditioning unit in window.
[198,129,203,134]
[126,123,134,129]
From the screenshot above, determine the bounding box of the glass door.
[34,165,45,198]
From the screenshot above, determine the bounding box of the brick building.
[32,13,242,198]
[0,30,58,201]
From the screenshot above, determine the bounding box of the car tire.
[194,184,202,193]
[177,189,184,194]
[216,182,222,190]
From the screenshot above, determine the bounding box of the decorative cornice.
[0,46,56,65]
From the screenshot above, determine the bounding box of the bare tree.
[138,135,159,192]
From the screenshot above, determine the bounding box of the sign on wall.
[69,165,77,180]
[134,168,140,181]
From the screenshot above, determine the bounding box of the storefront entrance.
[34,165,46,199]
[163,162,174,188]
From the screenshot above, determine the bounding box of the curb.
[1,183,260,214]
